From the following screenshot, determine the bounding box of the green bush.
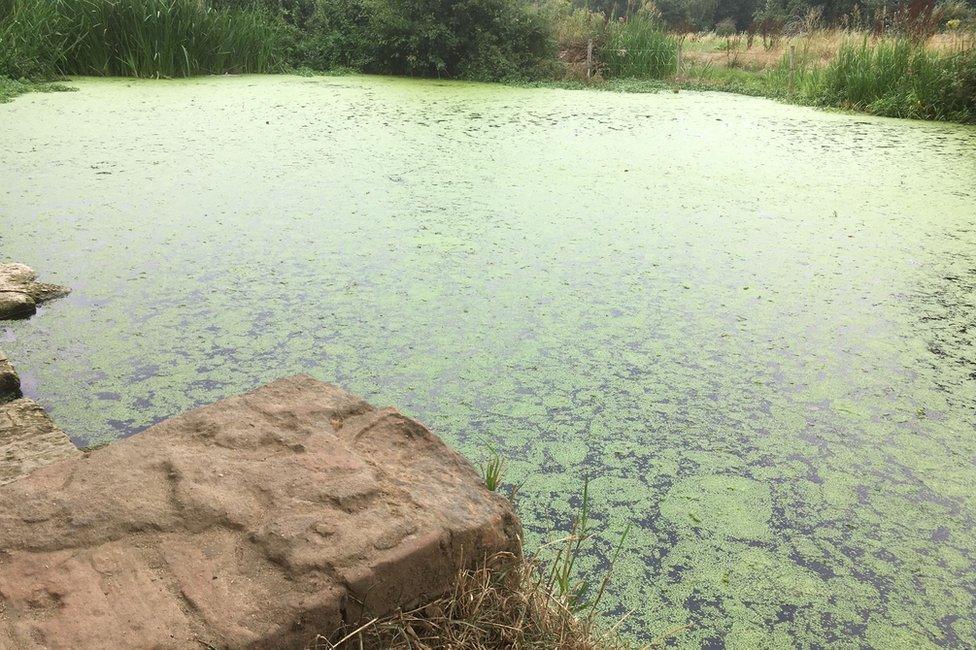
[543,0,608,51]
[360,0,554,78]
[292,0,373,71]
[939,0,975,27]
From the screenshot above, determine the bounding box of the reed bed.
[808,36,976,120]
[1,1,973,121]
[0,0,288,78]
[602,18,678,79]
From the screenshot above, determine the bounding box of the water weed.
[0,76,74,102]
[480,446,507,492]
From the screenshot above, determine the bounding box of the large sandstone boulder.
[0,376,520,649]
[0,263,70,320]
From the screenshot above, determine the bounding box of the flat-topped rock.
[0,263,70,320]
[0,375,520,649]
[0,397,80,486]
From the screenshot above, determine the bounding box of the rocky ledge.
[0,263,70,320]
[0,375,520,649]
[0,350,80,486]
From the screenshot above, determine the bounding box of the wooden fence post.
[788,44,796,94]
[586,39,593,80]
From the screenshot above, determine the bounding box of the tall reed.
[602,17,677,79]
[806,37,976,121]
[0,0,289,79]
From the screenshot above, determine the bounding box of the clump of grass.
[480,445,507,492]
[602,17,677,79]
[0,0,290,79]
[316,550,641,649]
[317,479,648,649]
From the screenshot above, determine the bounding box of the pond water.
[2,75,975,647]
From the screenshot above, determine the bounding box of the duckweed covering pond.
[1,76,975,647]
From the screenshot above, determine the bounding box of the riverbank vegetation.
[320,550,641,649]
[549,0,975,121]
[1,0,974,120]
[668,29,975,121]
[320,471,648,649]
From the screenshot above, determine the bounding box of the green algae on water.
[1,75,975,647]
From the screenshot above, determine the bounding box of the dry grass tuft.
[313,550,665,650]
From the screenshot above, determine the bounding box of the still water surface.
[2,76,975,647]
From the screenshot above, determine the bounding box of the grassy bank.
[667,29,976,121]
[0,0,554,80]
[551,7,976,123]
[2,0,973,123]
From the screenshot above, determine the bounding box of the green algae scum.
[1,75,975,647]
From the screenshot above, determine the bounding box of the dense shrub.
[290,0,374,70]
[545,1,609,51]
[0,0,553,80]
[297,0,554,78]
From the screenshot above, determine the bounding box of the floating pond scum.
[1,75,975,647]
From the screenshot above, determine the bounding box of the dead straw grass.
[683,28,974,71]
[312,550,670,650]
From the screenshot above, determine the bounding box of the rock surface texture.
[1,350,79,486]
[0,397,81,486]
[0,375,521,649]
[0,263,70,319]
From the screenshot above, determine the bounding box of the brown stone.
[0,376,520,649]
[0,398,80,486]
[0,350,22,404]
[0,263,70,320]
